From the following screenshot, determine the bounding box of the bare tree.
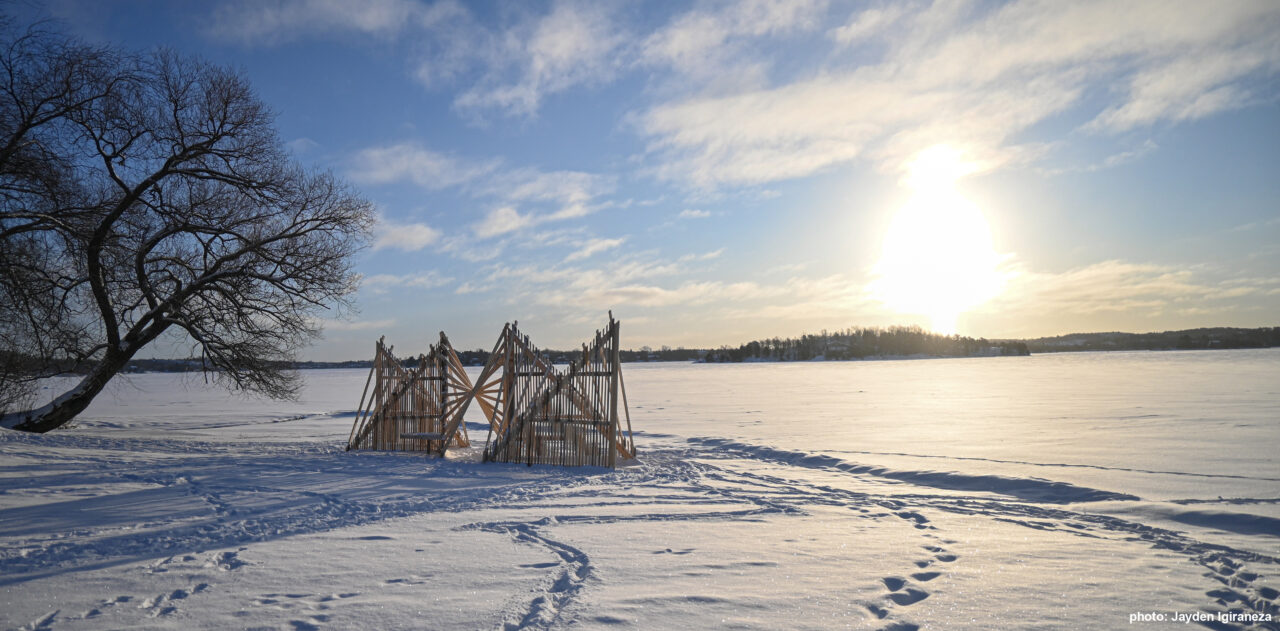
[1,20,374,432]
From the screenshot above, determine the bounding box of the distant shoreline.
[116,331,1277,374]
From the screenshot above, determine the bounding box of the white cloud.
[455,1,627,116]
[206,0,459,44]
[487,168,615,218]
[480,250,861,320]
[640,0,1280,188]
[362,271,454,293]
[974,259,1280,334]
[679,248,723,262]
[830,5,906,46]
[454,281,490,294]
[349,143,497,189]
[466,169,616,239]
[373,216,442,251]
[678,209,711,219]
[565,237,626,262]
[346,142,615,244]
[287,137,320,155]
[1087,45,1280,132]
[320,317,398,332]
[207,1,622,118]
[637,0,828,95]
[473,206,532,239]
[1045,139,1160,175]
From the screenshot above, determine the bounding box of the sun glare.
[872,145,1004,335]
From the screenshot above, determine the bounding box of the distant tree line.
[700,326,1029,362]
[1024,327,1280,353]
[29,326,1276,375]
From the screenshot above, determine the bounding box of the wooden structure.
[481,316,634,467]
[346,335,472,452]
[346,315,635,468]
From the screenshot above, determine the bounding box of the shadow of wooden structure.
[346,315,635,468]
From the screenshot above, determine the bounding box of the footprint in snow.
[895,511,929,525]
[865,603,889,619]
[289,615,331,631]
[653,548,695,555]
[205,549,247,571]
[24,610,58,630]
[876,622,920,631]
[886,588,930,606]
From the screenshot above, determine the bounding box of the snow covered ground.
[2,349,1277,630]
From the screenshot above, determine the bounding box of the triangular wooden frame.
[347,315,635,469]
[346,335,472,452]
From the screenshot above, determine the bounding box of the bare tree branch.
[0,17,374,431]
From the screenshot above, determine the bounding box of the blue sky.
[21,0,1280,359]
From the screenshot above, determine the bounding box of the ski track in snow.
[3,428,1279,630]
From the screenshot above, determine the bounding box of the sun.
[871,145,1004,335]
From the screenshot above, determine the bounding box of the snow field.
[2,350,1278,629]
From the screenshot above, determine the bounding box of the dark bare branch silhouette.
[1,18,374,432]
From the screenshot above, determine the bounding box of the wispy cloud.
[454,0,627,116]
[489,168,615,211]
[472,206,532,239]
[679,249,723,262]
[640,0,1280,187]
[349,142,616,247]
[465,169,616,239]
[640,0,826,91]
[287,137,320,156]
[372,216,442,251]
[565,237,626,262]
[319,317,398,332]
[829,5,905,46]
[349,143,497,189]
[206,0,459,44]
[976,259,1280,334]
[208,0,623,118]
[479,249,860,324]
[454,281,490,294]
[1043,139,1160,175]
[678,209,711,219]
[362,270,454,293]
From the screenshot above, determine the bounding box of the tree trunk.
[4,351,131,433]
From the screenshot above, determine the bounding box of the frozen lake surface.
[2,349,1278,630]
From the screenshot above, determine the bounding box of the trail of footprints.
[19,549,250,629]
[1196,551,1280,623]
[244,591,360,631]
[130,548,248,619]
[700,450,1280,629]
[863,528,957,631]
